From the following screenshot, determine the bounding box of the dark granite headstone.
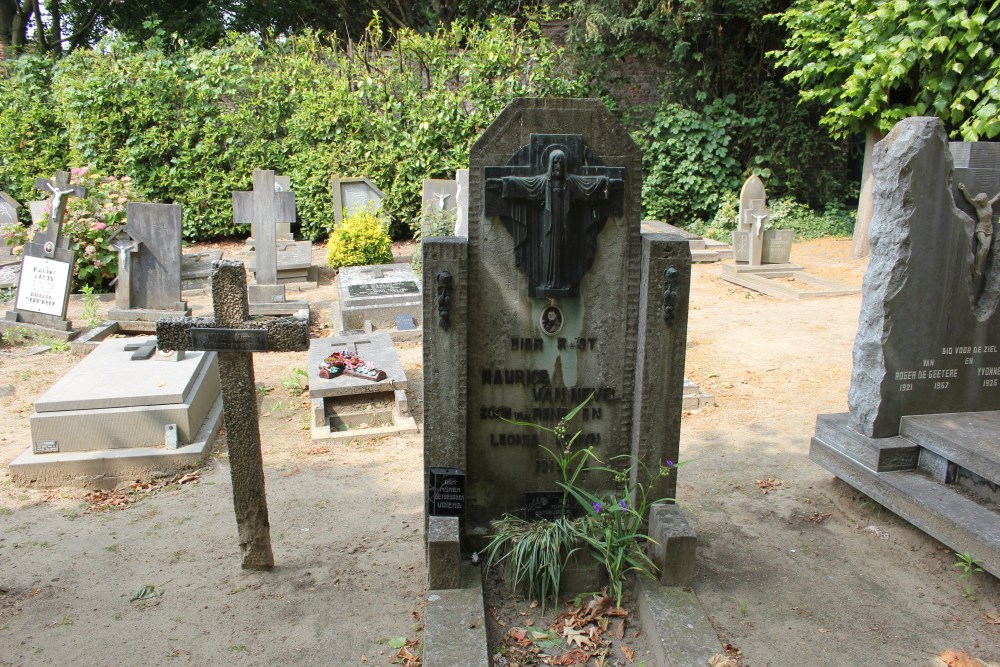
[848,119,1000,438]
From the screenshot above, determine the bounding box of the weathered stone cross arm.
[156,314,309,352]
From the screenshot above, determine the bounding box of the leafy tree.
[771,0,1000,140]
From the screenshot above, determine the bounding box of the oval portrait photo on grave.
[539,303,563,336]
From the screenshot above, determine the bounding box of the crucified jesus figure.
[958,182,1000,277]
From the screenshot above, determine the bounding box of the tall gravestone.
[422,99,692,551]
[811,117,1000,577]
[107,202,190,323]
[730,176,792,266]
[1,171,86,340]
[244,174,294,249]
[331,175,385,226]
[0,192,22,288]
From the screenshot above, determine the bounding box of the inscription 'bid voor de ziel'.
[894,345,1000,392]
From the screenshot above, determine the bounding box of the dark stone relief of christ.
[484,134,625,299]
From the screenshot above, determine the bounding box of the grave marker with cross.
[2,171,87,338]
[233,169,295,292]
[156,260,309,569]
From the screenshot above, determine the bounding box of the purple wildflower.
[665,460,675,468]
[593,501,602,514]
[619,499,628,509]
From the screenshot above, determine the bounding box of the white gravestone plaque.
[16,255,70,316]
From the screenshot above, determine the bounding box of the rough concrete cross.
[156,260,309,569]
[34,170,88,258]
[233,169,296,286]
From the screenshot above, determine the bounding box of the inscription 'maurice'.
[484,134,624,299]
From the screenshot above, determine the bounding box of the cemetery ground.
[0,238,997,667]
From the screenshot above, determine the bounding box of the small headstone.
[422,179,459,216]
[336,264,422,333]
[1,171,86,340]
[331,175,385,226]
[181,250,223,292]
[28,201,48,226]
[107,202,190,323]
[810,117,1000,578]
[0,192,21,266]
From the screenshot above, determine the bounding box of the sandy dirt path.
[0,238,997,667]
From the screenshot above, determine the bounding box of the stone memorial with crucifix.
[157,260,309,569]
[421,98,695,590]
[1,170,87,340]
[810,117,1000,578]
[233,169,309,317]
[107,202,190,328]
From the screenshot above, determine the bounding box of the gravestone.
[233,169,308,316]
[422,98,691,551]
[307,332,418,441]
[8,335,223,488]
[107,202,190,325]
[181,249,223,292]
[810,117,1000,578]
[722,175,857,299]
[157,260,310,569]
[1,171,86,340]
[331,175,385,226]
[335,264,422,334]
[242,174,317,287]
[455,169,470,238]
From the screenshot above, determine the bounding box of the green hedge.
[0,16,585,241]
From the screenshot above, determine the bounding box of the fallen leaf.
[709,655,738,667]
[129,584,163,602]
[983,612,1000,625]
[940,650,985,667]
[818,627,828,634]
[622,646,635,661]
[562,626,594,649]
[756,477,782,494]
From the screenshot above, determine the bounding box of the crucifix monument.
[2,170,87,340]
[156,260,309,569]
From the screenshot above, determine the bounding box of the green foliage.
[79,285,103,328]
[771,0,1000,140]
[281,367,309,396]
[326,204,393,270]
[484,395,676,609]
[694,192,855,241]
[953,550,985,600]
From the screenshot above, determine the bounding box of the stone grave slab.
[332,175,385,226]
[335,264,422,334]
[107,202,190,324]
[641,220,730,262]
[248,240,317,286]
[9,336,223,488]
[810,117,1000,577]
[308,332,417,442]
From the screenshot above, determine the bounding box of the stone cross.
[34,171,87,259]
[233,170,296,287]
[156,260,309,569]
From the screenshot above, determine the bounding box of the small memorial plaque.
[16,255,70,316]
[190,328,269,352]
[524,491,571,521]
[34,440,59,454]
[428,467,466,517]
[348,281,420,298]
[395,314,417,330]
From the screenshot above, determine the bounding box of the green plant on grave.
[326,203,393,271]
[281,367,308,396]
[0,286,14,304]
[484,395,680,610]
[953,550,985,600]
[79,285,103,328]
[2,326,34,347]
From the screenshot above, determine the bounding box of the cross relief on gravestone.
[484,134,625,299]
[156,261,309,569]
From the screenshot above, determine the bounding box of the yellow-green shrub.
[326,205,393,270]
